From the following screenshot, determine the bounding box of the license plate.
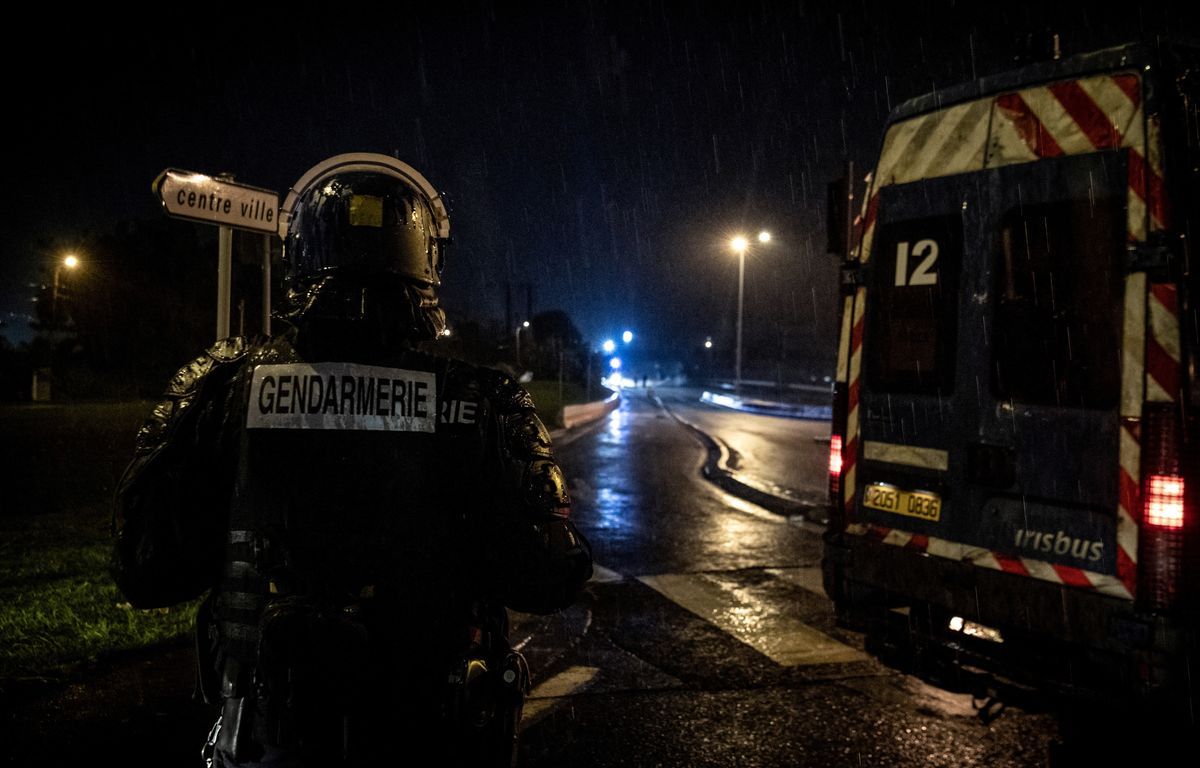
[863,483,942,522]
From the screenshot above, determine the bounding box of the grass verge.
[0,401,197,682]
[0,507,199,682]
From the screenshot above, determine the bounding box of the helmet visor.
[286,172,442,285]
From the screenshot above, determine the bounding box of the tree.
[33,218,254,398]
[528,310,586,383]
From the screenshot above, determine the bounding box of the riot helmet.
[279,154,451,340]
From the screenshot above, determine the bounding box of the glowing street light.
[515,320,531,367]
[730,235,749,391]
[704,337,713,349]
[609,357,622,370]
[53,254,80,319]
[622,330,633,344]
[730,232,772,391]
[602,338,616,354]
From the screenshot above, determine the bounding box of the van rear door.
[858,149,1128,588]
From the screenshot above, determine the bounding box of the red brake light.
[829,435,844,476]
[1146,474,1185,529]
[829,434,844,497]
[1138,404,1189,612]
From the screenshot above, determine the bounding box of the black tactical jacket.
[112,324,592,696]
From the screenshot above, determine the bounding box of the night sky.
[5,2,1197,365]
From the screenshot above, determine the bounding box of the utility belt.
[205,594,528,766]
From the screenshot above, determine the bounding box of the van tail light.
[829,381,848,513]
[829,434,844,498]
[1146,474,1185,528]
[1138,404,1188,612]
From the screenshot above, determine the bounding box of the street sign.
[153,169,279,234]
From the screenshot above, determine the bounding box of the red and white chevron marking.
[991,73,1164,241]
[857,72,1156,263]
[843,289,866,521]
[1146,283,1181,403]
[1117,417,1141,595]
[845,522,1134,599]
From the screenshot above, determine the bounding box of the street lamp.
[729,232,771,392]
[53,254,80,325]
[515,320,530,367]
[730,236,748,391]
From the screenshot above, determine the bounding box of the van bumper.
[823,530,1198,713]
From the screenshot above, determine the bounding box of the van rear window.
[866,214,962,395]
[991,198,1123,409]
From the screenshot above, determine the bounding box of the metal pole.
[844,161,855,261]
[217,225,233,340]
[216,172,236,341]
[262,234,272,336]
[735,249,745,391]
[52,264,61,321]
[515,327,521,368]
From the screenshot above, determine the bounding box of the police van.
[823,40,1199,716]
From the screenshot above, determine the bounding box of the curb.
[548,390,620,447]
[652,391,830,526]
[699,390,832,420]
[560,390,620,429]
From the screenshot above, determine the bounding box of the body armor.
[113,325,590,764]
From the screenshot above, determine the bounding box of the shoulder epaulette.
[480,369,536,413]
[165,338,252,398]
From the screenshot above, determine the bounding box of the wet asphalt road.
[512,389,1068,767]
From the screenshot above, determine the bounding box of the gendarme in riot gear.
[112,153,593,767]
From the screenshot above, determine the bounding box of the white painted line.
[522,665,602,727]
[720,492,787,523]
[638,572,865,667]
[589,563,624,584]
[570,478,596,504]
[863,440,950,471]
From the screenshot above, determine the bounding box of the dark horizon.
[5,2,1197,364]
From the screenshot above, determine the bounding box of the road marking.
[569,477,595,504]
[522,665,602,726]
[766,566,827,597]
[720,492,787,523]
[638,572,865,667]
[589,563,624,583]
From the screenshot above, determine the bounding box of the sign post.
[153,169,280,340]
